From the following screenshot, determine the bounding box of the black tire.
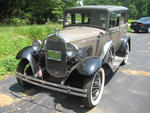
[16,59,34,89]
[83,68,105,108]
[121,43,129,65]
[134,29,139,33]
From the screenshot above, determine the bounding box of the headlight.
[32,40,42,51]
[66,43,78,58]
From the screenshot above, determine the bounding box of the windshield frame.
[63,10,109,30]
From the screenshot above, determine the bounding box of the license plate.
[47,50,61,61]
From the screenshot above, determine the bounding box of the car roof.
[65,5,128,13]
[137,17,150,23]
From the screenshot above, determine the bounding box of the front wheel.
[83,68,105,108]
[16,59,34,89]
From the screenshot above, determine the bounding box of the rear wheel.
[83,68,105,108]
[134,29,139,33]
[16,59,34,89]
[121,43,129,65]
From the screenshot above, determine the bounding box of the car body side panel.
[116,23,128,51]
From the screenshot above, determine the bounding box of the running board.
[110,56,124,72]
[16,72,87,98]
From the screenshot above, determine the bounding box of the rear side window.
[109,14,119,28]
[120,13,125,25]
[66,13,72,25]
[99,13,107,28]
[120,12,128,25]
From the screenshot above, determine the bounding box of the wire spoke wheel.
[83,68,105,108]
[91,73,101,101]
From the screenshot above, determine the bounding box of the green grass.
[128,19,136,24]
[128,19,136,32]
[0,24,62,78]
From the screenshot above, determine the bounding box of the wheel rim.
[124,43,129,63]
[90,68,105,106]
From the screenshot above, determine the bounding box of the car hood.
[59,26,105,43]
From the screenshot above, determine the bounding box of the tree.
[129,4,138,19]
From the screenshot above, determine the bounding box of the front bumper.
[16,72,87,97]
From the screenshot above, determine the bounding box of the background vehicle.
[15,5,130,108]
[130,17,150,33]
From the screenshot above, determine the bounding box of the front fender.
[76,57,103,76]
[16,46,39,74]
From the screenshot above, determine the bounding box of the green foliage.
[0,57,19,75]
[10,18,30,25]
[84,0,150,19]
[129,4,138,19]
[0,24,62,75]
[0,0,80,24]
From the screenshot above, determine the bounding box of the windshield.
[137,17,150,22]
[64,12,107,30]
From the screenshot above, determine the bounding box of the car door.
[109,13,121,51]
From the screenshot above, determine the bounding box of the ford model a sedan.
[16,5,130,108]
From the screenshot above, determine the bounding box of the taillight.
[139,23,144,26]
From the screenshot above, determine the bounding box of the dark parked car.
[130,17,150,33]
[15,5,131,108]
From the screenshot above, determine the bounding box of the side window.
[75,13,82,24]
[66,13,72,25]
[109,14,119,28]
[120,13,126,25]
[99,13,106,28]
[82,14,91,24]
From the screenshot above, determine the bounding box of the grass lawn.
[128,19,136,32]
[0,24,62,79]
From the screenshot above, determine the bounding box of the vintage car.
[15,5,130,108]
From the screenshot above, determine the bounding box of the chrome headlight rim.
[66,43,78,58]
[32,40,42,51]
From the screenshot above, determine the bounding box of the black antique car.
[15,5,130,108]
[130,17,150,33]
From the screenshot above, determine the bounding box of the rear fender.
[16,46,39,74]
[117,36,131,57]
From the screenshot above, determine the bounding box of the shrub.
[10,18,30,25]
